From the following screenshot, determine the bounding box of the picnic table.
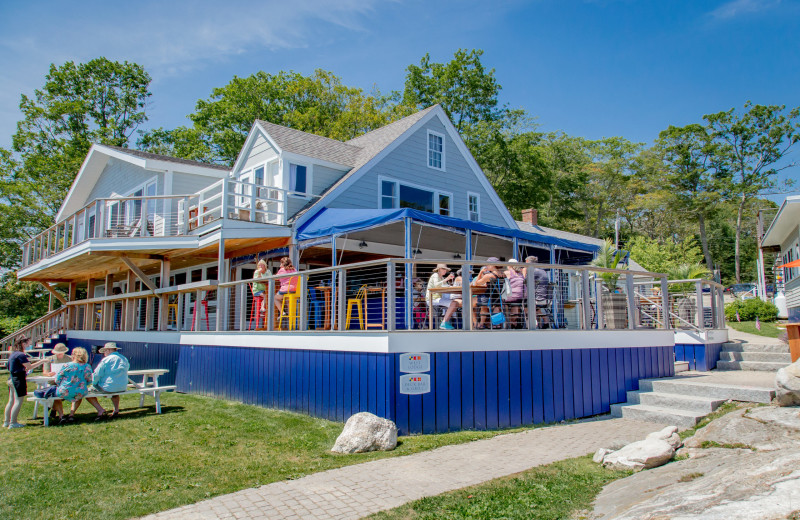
[26,368,175,426]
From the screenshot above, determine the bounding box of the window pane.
[290,164,307,193]
[439,194,450,215]
[399,184,433,212]
[254,166,265,186]
[382,180,395,197]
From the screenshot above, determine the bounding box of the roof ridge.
[99,144,230,171]
[255,120,363,151]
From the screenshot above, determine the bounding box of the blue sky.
[1,0,798,199]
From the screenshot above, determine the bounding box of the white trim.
[426,129,445,171]
[467,191,480,222]
[674,329,729,345]
[64,329,673,354]
[286,160,313,199]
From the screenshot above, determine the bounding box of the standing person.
[523,256,551,327]
[82,343,130,420]
[252,259,268,315]
[274,257,298,316]
[4,337,47,429]
[41,347,92,425]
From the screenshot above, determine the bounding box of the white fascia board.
[762,196,800,247]
[292,109,440,231]
[64,329,674,354]
[55,145,113,222]
[231,122,282,175]
[143,158,229,178]
[432,107,518,229]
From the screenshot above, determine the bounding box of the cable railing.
[20,179,319,269]
[634,278,725,332]
[60,259,686,334]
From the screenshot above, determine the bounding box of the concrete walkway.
[143,418,660,520]
[726,325,786,344]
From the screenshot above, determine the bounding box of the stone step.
[610,403,702,428]
[719,351,792,363]
[674,361,689,373]
[722,342,789,353]
[716,360,789,372]
[625,391,725,413]
[639,378,775,403]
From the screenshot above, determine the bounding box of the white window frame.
[287,161,313,199]
[467,192,480,222]
[426,130,445,171]
[377,176,452,215]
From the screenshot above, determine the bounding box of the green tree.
[655,124,723,270]
[627,235,704,276]
[140,70,400,165]
[704,102,799,282]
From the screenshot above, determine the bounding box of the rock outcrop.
[683,407,800,452]
[331,412,398,454]
[776,358,800,406]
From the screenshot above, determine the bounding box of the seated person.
[82,342,130,420]
[46,347,92,424]
[43,343,72,377]
[439,268,470,330]
[523,256,551,328]
[503,260,527,327]
[252,259,268,314]
[426,264,454,327]
[473,258,504,329]
[274,256,298,317]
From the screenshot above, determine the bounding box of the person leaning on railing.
[4,337,47,429]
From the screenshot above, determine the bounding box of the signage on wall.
[399,352,430,373]
[399,373,431,394]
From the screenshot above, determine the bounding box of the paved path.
[143,418,660,520]
[726,325,786,344]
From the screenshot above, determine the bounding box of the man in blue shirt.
[84,342,130,420]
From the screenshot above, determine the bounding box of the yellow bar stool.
[344,285,368,330]
[278,277,303,330]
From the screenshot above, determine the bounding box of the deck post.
[717,287,725,328]
[298,274,307,331]
[181,197,189,235]
[387,262,395,331]
[267,279,275,331]
[660,276,670,330]
[158,258,171,331]
[527,266,537,330]
[581,269,592,330]
[404,217,412,330]
[695,280,704,330]
[126,271,136,331]
[596,277,605,329]
[86,278,96,331]
[104,273,114,331]
[67,282,77,329]
[238,280,247,331]
[337,268,346,332]
[216,237,226,332]
[626,273,636,330]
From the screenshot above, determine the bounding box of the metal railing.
[634,278,725,332]
[21,179,317,268]
[0,307,67,350]
[60,259,681,334]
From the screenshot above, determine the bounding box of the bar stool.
[249,295,264,330]
[167,300,178,328]
[344,285,368,330]
[190,296,210,331]
[277,278,303,330]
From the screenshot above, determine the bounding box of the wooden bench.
[27,385,176,426]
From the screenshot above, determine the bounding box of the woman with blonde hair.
[252,259,268,314]
[41,347,92,424]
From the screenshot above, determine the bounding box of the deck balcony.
[19,178,316,277]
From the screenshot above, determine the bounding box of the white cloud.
[710,0,783,19]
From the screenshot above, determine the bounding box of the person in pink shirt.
[274,256,298,315]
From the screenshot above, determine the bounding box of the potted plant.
[590,239,629,329]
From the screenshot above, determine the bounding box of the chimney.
[521,208,538,225]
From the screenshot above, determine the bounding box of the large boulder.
[684,407,800,452]
[602,438,675,472]
[646,425,681,450]
[775,358,800,406]
[331,412,398,454]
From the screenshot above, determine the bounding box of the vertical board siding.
[68,338,673,435]
[674,343,722,372]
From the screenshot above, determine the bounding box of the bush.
[725,299,778,322]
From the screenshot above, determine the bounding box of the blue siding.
[674,343,722,371]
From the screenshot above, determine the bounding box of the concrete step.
[610,403,702,428]
[716,360,789,372]
[719,351,792,363]
[625,391,725,413]
[722,342,789,353]
[639,378,775,403]
[674,361,689,373]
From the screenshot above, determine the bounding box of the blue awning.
[296,208,600,253]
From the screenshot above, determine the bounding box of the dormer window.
[427,130,444,170]
[289,163,309,196]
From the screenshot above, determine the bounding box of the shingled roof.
[255,120,362,167]
[102,145,230,171]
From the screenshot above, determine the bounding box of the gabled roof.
[516,221,605,248]
[254,120,361,167]
[56,144,229,222]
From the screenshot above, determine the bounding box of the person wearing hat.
[41,347,93,424]
[426,264,455,326]
[43,343,72,377]
[83,342,130,420]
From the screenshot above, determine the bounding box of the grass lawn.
[0,381,531,520]
[728,320,782,339]
[365,455,630,520]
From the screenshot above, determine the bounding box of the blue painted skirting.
[66,339,181,387]
[674,343,722,371]
[66,338,673,435]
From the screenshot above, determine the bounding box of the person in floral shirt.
[51,347,92,424]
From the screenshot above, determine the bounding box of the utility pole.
[614,209,621,250]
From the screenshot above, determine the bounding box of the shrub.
[724,299,778,322]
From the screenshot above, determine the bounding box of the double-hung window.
[427,130,444,170]
[468,193,480,222]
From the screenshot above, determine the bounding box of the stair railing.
[0,307,67,351]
